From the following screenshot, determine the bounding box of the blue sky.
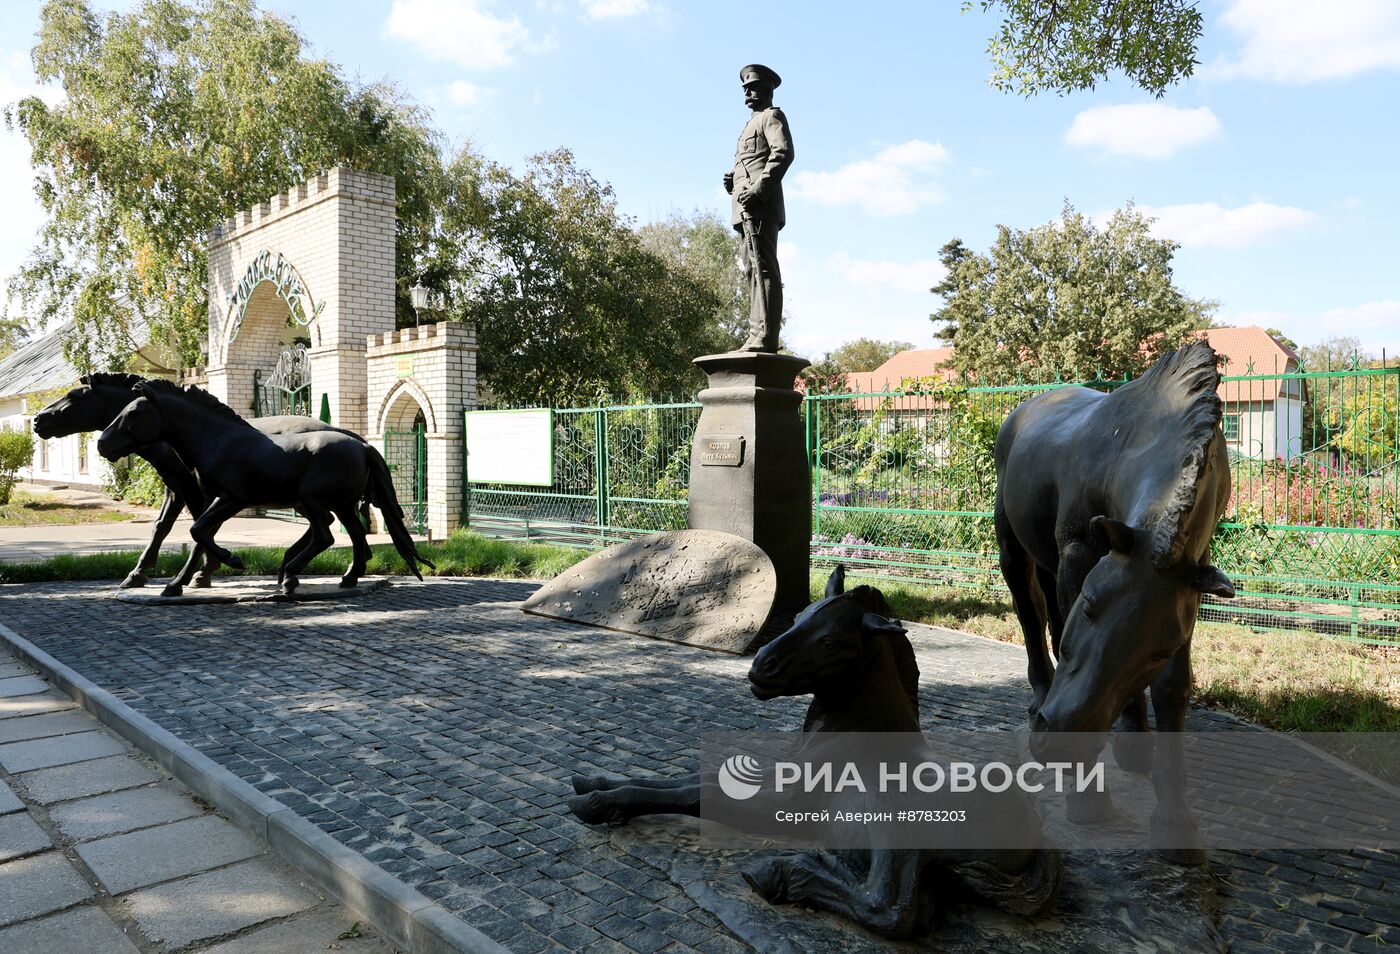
[2,0,1398,360]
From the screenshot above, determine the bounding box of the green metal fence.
[385,423,428,534]
[465,360,1400,643]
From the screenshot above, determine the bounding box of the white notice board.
[464,408,554,486]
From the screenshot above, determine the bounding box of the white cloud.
[578,0,650,18]
[1138,202,1318,249]
[1215,0,1400,82]
[1064,103,1221,159]
[792,140,951,216]
[829,252,947,294]
[443,80,488,107]
[1318,301,1400,354]
[385,0,533,70]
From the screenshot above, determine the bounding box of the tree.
[932,202,1213,381]
[0,429,36,505]
[969,0,1204,97]
[441,148,726,405]
[5,0,442,366]
[804,338,916,386]
[638,210,747,355]
[1265,328,1299,353]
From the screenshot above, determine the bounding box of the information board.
[464,408,554,486]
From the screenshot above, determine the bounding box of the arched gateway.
[202,167,476,538]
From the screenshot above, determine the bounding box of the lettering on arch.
[225,249,325,343]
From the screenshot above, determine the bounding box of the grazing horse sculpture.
[994,341,1234,861]
[33,374,364,589]
[97,380,432,596]
[568,567,1061,939]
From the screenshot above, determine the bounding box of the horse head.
[33,374,144,439]
[748,567,919,732]
[96,390,164,462]
[1031,514,1234,756]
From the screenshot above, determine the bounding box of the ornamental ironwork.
[225,249,325,343]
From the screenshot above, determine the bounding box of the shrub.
[103,456,167,508]
[0,429,36,505]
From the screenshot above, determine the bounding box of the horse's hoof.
[338,576,359,589]
[1111,731,1154,775]
[571,775,620,795]
[161,584,184,598]
[1150,809,1205,864]
[741,859,788,902]
[567,792,628,826]
[281,580,299,597]
[1065,787,1118,825]
[223,554,245,571]
[193,576,214,589]
[119,572,149,589]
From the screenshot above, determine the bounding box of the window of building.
[78,434,88,474]
[1223,414,1241,442]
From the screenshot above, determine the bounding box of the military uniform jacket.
[731,106,794,230]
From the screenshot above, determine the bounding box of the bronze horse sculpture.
[994,341,1234,861]
[97,379,432,596]
[34,373,364,589]
[568,567,1061,939]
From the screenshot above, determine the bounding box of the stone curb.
[0,620,507,954]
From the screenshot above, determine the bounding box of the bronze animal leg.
[746,849,930,940]
[280,504,335,595]
[995,504,1053,715]
[1111,691,1155,775]
[163,498,245,597]
[124,489,181,588]
[332,502,371,587]
[1148,647,1205,865]
[568,782,702,826]
[277,524,315,585]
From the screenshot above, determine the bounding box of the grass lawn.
[0,491,135,527]
[0,533,1395,736]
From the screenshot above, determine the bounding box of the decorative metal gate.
[253,345,312,417]
[384,417,428,534]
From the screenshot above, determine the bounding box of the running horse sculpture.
[994,341,1235,862]
[568,567,1062,939]
[34,374,362,589]
[97,379,432,596]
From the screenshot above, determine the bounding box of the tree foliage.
[5,0,442,366]
[970,0,1203,97]
[440,148,727,405]
[804,338,916,387]
[932,203,1212,381]
[638,209,747,356]
[0,429,36,505]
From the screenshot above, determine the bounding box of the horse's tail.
[365,447,435,579]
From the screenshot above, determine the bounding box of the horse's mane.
[1124,341,1223,567]
[81,372,146,391]
[137,378,253,428]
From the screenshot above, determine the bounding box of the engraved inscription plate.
[699,435,745,467]
[522,529,776,653]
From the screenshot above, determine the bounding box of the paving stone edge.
[0,619,508,954]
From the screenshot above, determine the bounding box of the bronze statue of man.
[723,64,793,353]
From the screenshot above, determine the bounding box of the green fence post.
[594,407,609,541]
[812,396,822,538]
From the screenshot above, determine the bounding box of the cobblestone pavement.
[0,645,401,953]
[0,578,1397,953]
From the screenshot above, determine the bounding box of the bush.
[103,456,168,508]
[0,429,36,505]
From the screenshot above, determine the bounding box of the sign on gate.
[464,408,554,486]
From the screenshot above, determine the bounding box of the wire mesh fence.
[465,358,1400,643]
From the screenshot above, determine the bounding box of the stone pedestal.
[688,351,811,622]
